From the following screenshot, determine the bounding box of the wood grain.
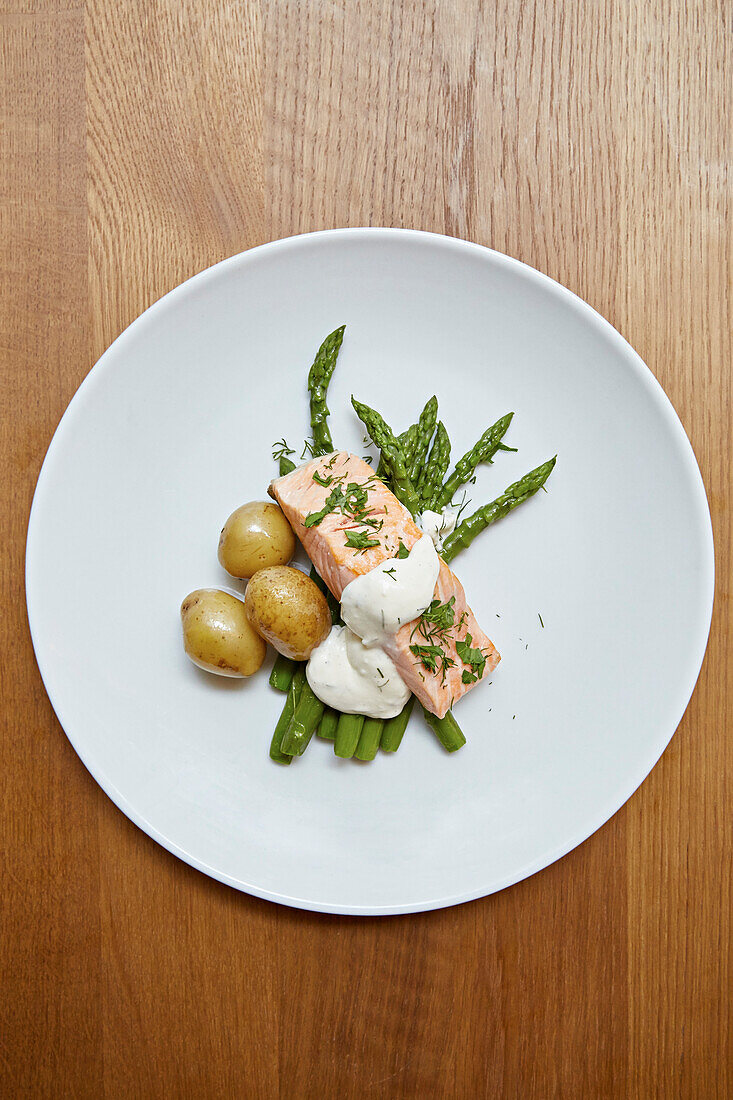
[1,1,730,1096]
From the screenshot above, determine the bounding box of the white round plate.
[26,229,714,915]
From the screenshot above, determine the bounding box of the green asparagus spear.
[355,717,383,761]
[434,412,514,509]
[377,416,419,480]
[317,708,339,740]
[380,697,414,752]
[421,706,466,752]
[308,326,345,456]
[269,667,306,763]
[399,422,420,472]
[280,681,325,756]
[417,421,451,507]
[407,396,438,483]
[351,397,420,514]
[442,457,557,562]
[269,653,296,692]
[334,713,365,758]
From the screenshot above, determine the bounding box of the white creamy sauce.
[418,507,459,550]
[306,625,410,719]
[340,533,440,646]
[306,534,441,718]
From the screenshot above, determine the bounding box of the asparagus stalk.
[378,424,414,480]
[269,654,296,693]
[380,697,414,752]
[351,397,420,515]
[269,667,306,764]
[442,457,557,562]
[399,423,420,472]
[407,396,438,483]
[355,717,383,761]
[280,683,325,756]
[417,421,451,508]
[334,713,365,758]
[421,707,466,752]
[308,325,345,456]
[317,708,339,740]
[434,412,514,509]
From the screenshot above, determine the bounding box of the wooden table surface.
[2,2,730,1096]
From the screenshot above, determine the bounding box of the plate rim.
[25,227,716,915]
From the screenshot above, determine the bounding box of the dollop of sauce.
[340,533,440,646]
[418,507,458,550]
[306,534,441,718]
[306,625,410,718]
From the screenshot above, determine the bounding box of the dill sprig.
[272,438,295,462]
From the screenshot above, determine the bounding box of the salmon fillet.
[270,452,500,718]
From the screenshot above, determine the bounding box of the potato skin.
[181,589,266,677]
[244,566,331,660]
[218,502,295,579]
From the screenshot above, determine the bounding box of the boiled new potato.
[244,566,331,660]
[181,589,266,677]
[218,501,295,579]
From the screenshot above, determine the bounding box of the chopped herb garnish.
[272,438,295,462]
[419,596,456,634]
[304,484,347,527]
[383,567,397,580]
[396,541,410,559]
[409,643,456,684]
[300,437,316,459]
[345,529,380,551]
[455,633,487,682]
[301,469,392,553]
[410,644,445,673]
[538,612,544,628]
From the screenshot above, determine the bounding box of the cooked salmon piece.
[386,558,499,718]
[270,451,500,717]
